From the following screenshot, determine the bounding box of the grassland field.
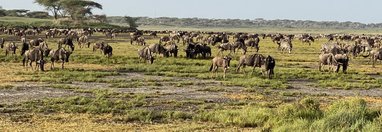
[0,18,382,131]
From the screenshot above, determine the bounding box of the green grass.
[1,26,382,130]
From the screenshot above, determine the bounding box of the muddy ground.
[2,71,382,107]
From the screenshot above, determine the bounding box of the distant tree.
[0,8,6,17]
[5,9,29,17]
[93,14,107,23]
[26,11,50,18]
[60,0,102,20]
[35,0,62,19]
[124,16,139,30]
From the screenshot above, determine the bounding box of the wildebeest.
[333,54,349,73]
[78,35,90,48]
[185,43,211,58]
[319,53,349,73]
[164,43,178,57]
[370,48,382,68]
[21,42,29,56]
[319,53,336,72]
[58,37,75,51]
[279,38,293,54]
[218,41,247,55]
[29,38,44,47]
[159,36,171,44]
[209,56,232,78]
[4,42,17,56]
[264,55,276,79]
[246,38,260,52]
[102,44,113,58]
[22,47,46,71]
[236,54,265,73]
[49,48,72,69]
[138,46,155,64]
[0,38,4,48]
[93,42,105,52]
[149,43,169,57]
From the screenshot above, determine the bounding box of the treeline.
[108,16,382,29]
[0,8,50,19]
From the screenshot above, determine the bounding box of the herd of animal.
[1,27,382,79]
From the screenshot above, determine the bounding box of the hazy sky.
[1,0,381,23]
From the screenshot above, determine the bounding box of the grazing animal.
[93,42,105,52]
[102,44,113,58]
[264,55,276,79]
[0,38,4,48]
[138,46,155,64]
[236,54,265,73]
[49,48,72,69]
[209,56,232,78]
[22,47,45,71]
[4,42,17,56]
[319,53,349,73]
[185,43,211,58]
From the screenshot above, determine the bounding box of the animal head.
[38,59,45,71]
[223,56,232,68]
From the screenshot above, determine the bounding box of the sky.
[0,0,381,24]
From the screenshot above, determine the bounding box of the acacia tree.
[35,0,62,19]
[60,0,102,20]
[35,0,102,20]
[124,16,139,30]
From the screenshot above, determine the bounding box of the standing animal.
[371,48,382,68]
[137,36,146,46]
[58,37,75,51]
[138,46,155,64]
[318,53,336,72]
[102,44,113,58]
[236,54,265,73]
[333,54,349,73]
[0,38,4,48]
[159,36,170,44]
[20,42,29,56]
[184,43,211,58]
[209,56,232,78]
[279,38,293,54]
[164,43,178,57]
[93,42,105,52]
[22,47,45,71]
[148,43,169,57]
[78,35,90,48]
[218,42,247,55]
[264,55,276,79]
[49,48,72,69]
[29,38,44,47]
[4,42,17,56]
[246,38,260,52]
